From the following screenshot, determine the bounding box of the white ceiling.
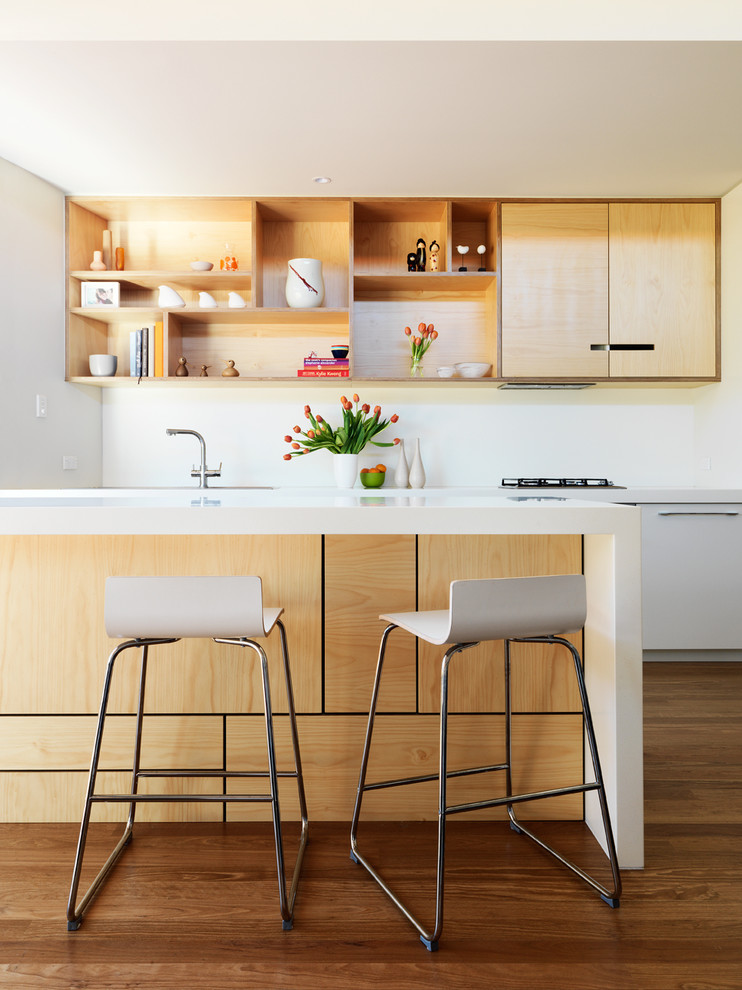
[2,3,742,198]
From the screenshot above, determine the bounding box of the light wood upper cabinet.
[608,202,718,379]
[501,203,609,379]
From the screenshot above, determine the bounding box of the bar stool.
[350,574,621,951]
[67,576,309,931]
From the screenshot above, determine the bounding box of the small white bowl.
[455,362,492,378]
[89,353,117,376]
[190,260,214,271]
[437,366,456,378]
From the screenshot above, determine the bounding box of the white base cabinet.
[640,503,742,650]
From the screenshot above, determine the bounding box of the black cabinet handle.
[590,344,655,351]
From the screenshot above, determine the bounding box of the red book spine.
[297,369,350,377]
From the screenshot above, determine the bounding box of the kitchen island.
[0,488,643,868]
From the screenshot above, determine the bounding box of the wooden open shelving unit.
[65,195,720,387]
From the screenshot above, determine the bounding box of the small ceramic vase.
[198,291,217,308]
[394,439,409,489]
[90,251,106,271]
[102,230,112,269]
[409,439,426,489]
[286,258,325,308]
[115,247,125,271]
[333,453,359,488]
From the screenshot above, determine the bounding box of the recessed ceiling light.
[312,176,332,184]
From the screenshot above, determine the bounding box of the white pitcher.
[285,258,325,309]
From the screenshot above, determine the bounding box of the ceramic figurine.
[415,238,426,272]
[407,252,417,272]
[222,359,239,377]
[429,240,440,272]
[198,291,217,308]
[175,356,189,377]
[158,285,186,308]
[477,244,487,271]
[199,365,210,377]
[456,245,470,272]
[228,291,246,308]
[89,250,106,271]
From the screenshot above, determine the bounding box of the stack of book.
[297,355,349,378]
[130,323,164,378]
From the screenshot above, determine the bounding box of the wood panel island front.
[0,488,643,868]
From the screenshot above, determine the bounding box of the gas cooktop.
[501,478,625,489]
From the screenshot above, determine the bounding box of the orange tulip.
[291,442,300,449]
[390,414,399,423]
[293,425,301,433]
[283,453,292,461]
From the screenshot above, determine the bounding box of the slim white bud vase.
[409,439,426,489]
[394,439,409,488]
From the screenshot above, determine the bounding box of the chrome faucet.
[166,429,222,488]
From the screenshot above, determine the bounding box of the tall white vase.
[333,453,359,488]
[394,439,409,488]
[286,258,325,308]
[409,439,426,489]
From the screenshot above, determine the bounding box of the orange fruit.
[375,464,386,472]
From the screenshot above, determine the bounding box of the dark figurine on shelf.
[222,359,240,377]
[415,238,426,272]
[200,365,211,377]
[175,356,189,377]
[477,244,487,271]
[407,252,417,272]
[429,240,440,272]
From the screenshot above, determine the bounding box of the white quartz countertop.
[0,486,639,536]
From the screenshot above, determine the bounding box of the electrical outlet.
[62,456,78,470]
[699,457,711,471]
[36,394,47,418]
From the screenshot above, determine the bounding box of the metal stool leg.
[505,635,622,907]
[66,637,177,931]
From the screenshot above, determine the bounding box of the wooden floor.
[1,662,741,989]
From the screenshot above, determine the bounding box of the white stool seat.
[105,576,280,640]
[381,574,587,645]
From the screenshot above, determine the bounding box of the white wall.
[693,180,742,485]
[0,158,101,488]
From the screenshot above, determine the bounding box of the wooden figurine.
[415,238,426,272]
[429,240,440,272]
[175,356,189,377]
[222,360,240,377]
[407,252,417,272]
[199,365,210,377]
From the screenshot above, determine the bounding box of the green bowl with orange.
[360,464,387,488]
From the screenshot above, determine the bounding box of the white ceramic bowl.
[437,366,456,378]
[455,362,492,378]
[190,260,214,271]
[89,353,117,376]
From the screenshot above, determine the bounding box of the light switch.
[36,394,47,418]
[62,456,78,470]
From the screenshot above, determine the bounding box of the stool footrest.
[89,793,274,803]
[362,761,509,792]
[446,781,601,816]
[135,769,299,779]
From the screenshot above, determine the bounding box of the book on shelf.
[303,358,349,367]
[297,368,350,378]
[129,323,165,378]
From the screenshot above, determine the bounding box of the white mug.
[89,354,117,376]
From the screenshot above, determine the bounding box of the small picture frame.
[81,281,120,308]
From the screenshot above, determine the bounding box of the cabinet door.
[641,504,742,650]
[608,203,717,379]
[501,203,609,378]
